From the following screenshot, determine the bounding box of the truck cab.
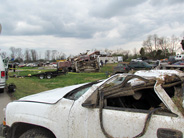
[0,56,8,93]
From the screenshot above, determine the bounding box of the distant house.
[78,50,123,64]
[98,51,123,63]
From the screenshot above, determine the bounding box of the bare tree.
[142,35,153,53]
[9,47,17,60]
[169,35,180,55]
[157,37,170,57]
[60,53,66,60]
[123,50,130,61]
[16,48,24,62]
[153,34,158,50]
[25,49,31,63]
[45,50,51,61]
[31,49,37,61]
[51,50,57,61]
[142,34,184,59]
[56,52,66,60]
[9,47,24,62]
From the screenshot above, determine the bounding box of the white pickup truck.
[0,70,184,138]
[0,56,8,93]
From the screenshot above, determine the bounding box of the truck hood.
[18,83,88,104]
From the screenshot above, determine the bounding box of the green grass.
[7,64,116,99]
[100,63,117,73]
[18,66,38,69]
[7,77,49,99]
[32,72,107,89]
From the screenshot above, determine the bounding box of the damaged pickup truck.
[0,70,184,138]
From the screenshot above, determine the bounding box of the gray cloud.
[89,0,147,18]
[149,0,184,6]
[0,0,184,56]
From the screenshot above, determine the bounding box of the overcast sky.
[0,0,184,56]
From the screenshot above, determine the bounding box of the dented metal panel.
[154,81,183,117]
[82,70,184,137]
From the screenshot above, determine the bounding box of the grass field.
[7,63,116,99]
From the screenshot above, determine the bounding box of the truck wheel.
[0,88,4,93]
[46,74,52,79]
[39,74,44,79]
[19,128,55,138]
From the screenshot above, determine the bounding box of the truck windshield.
[64,81,101,100]
[3,57,9,68]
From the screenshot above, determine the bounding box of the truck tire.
[19,128,55,138]
[39,74,44,79]
[0,88,4,93]
[46,74,52,79]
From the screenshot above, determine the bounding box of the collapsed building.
[57,51,100,73]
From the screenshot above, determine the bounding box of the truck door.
[69,85,183,138]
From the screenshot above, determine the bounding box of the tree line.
[0,34,183,62]
[1,48,66,63]
[111,34,182,61]
[140,34,182,60]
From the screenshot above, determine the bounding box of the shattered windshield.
[73,87,90,100]
[65,81,100,100]
[105,77,125,86]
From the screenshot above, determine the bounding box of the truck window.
[105,84,182,116]
[64,81,100,100]
[94,75,183,116]
[106,88,163,110]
